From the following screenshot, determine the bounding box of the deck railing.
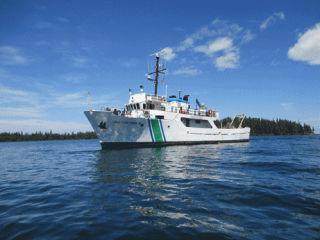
[99,106,218,118]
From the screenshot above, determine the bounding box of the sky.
[0,0,319,134]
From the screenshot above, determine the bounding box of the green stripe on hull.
[151,119,163,142]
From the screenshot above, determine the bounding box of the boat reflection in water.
[91,142,250,235]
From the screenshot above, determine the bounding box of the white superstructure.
[84,52,250,149]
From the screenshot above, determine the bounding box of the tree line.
[215,117,315,136]
[0,117,315,142]
[0,131,98,142]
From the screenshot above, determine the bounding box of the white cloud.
[72,57,88,67]
[274,12,285,20]
[191,25,216,41]
[163,19,254,71]
[177,38,194,51]
[209,37,233,52]
[281,103,293,111]
[193,37,240,70]
[0,107,43,117]
[195,37,233,57]
[0,84,38,105]
[33,82,113,108]
[260,16,274,30]
[0,119,92,134]
[215,49,240,70]
[53,41,90,67]
[194,45,208,54]
[0,46,28,65]
[161,47,176,61]
[288,23,320,65]
[55,93,85,107]
[260,12,285,30]
[52,91,114,108]
[0,85,29,96]
[242,30,255,44]
[173,66,201,75]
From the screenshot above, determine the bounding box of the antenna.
[150,50,165,57]
[146,50,167,96]
[88,91,90,110]
[196,99,201,109]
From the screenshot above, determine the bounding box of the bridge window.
[181,118,212,128]
[147,104,154,109]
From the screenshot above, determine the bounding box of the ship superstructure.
[84,51,250,149]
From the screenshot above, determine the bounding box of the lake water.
[1,135,319,239]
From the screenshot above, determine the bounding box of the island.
[0,118,315,142]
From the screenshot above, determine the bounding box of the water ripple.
[0,136,320,239]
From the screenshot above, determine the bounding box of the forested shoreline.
[0,118,315,142]
[0,131,98,142]
[215,117,315,136]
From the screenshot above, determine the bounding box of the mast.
[146,51,166,96]
[155,56,159,96]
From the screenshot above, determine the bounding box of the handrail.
[100,105,218,118]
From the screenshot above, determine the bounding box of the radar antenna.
[146,51,166,96]
[196,99,201,109]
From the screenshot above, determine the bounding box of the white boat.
[84,51,250,149]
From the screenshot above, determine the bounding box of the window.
[137,103,140,109]
[156,115,164,119]
[181,118,212,128]
[148,104,154,109]
[143,104,146,109]
[186,119,190,127]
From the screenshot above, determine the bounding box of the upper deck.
[123,92,219,120]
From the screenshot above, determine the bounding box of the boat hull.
[84,110,250,149]
[100,139,249,150]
